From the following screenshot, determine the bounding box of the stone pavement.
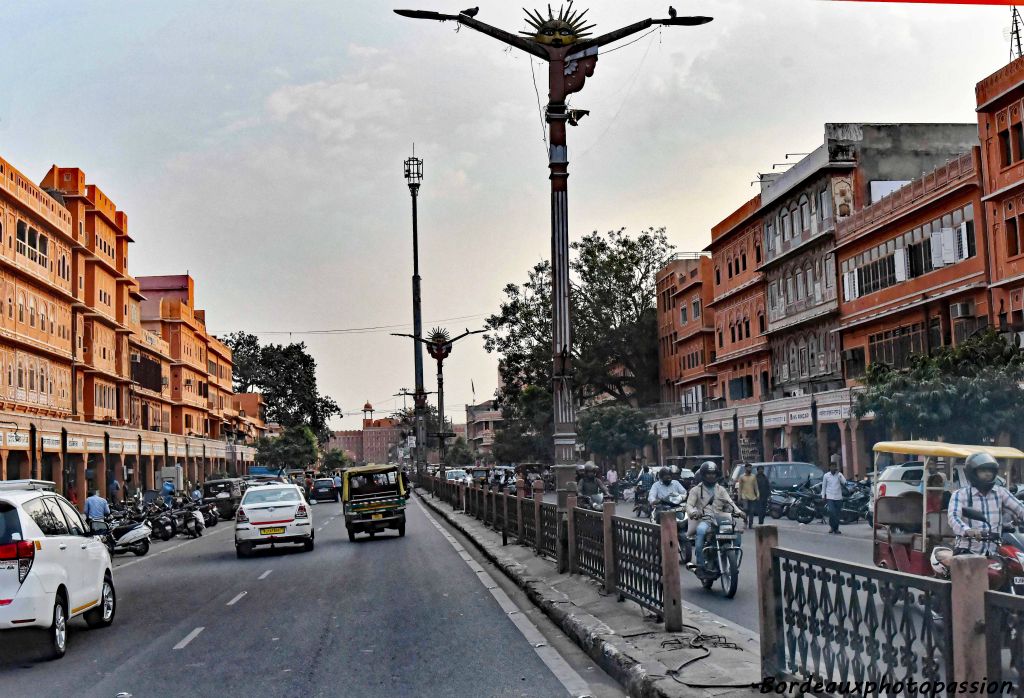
[416,488,765,698]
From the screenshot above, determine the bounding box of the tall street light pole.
[393,327,484,473]
[395,3,712,504]
[404,153,428,480]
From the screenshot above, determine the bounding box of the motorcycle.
[633,485,652,519]
[650,493,688,564]
[681,510,744,598]
[767,489,794,519]
[578,492,605,511]
[933,507,1024,595]
[92,516,152,556]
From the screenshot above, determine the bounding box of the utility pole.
[404,152,428,480]
[393,327,484,473]
[395,3,712,504]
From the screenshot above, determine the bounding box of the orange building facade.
[0,154,260,502]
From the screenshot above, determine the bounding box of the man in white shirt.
[821,458,847,535]
[606,467,618,486]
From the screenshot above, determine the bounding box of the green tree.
[390,405,443,449]
[322,448,352,472]
[577,405,653,465]
[255,425,320,471]
[223,332,341,442]
[856,329,1024,444]
[445,437,475,467]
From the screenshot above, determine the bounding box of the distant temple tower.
[362,401,374,428]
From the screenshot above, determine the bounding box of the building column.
[52,455,64,494]
[0,449,7,481]
[783,425,794,461]
[74,456,87,507]
[849,420,870,479]
[720,433,732,470]
[816,422,831,470]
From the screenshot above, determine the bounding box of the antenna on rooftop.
[1005,6,1023,62]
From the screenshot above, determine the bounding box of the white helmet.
[929,546,954,576]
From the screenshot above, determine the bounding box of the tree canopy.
[577,405,653,465]
[484,227,671,464]
[223,332,341,442]
[322,448,353,472]
[445,437,475,467]
[855,329,1024,444]
[255,425,320,471]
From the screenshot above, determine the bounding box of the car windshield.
[243,488,300,504]
[447,470,467,479]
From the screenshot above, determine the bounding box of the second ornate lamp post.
[403,152,428,480]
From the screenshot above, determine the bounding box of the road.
[544,492,874,632]
[0,498,624,698]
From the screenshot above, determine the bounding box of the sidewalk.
[416,488,763,698]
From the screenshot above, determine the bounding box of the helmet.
[965,452,1000,494]
[699,461,719,484]
[669,465,680,475]
[583,463,597,475]
[930,546,954,576]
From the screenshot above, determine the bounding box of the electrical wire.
[211,312,488,337]
[529,57,549,154]
[601,26,660,55]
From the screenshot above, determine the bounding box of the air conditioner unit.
[950,302,974,320]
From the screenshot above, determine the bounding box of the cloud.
[347,44,384,58]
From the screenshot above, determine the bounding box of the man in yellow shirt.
[736,463,760,527]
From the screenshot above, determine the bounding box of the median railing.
[423,475,682,631]
[985,590,1024,693]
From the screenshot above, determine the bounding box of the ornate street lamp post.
[404,152,428,481]
[393,327,484,473]
[395,3,712,506]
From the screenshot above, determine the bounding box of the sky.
[0,0,1013,429]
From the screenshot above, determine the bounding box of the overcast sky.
[0,0,1011,429]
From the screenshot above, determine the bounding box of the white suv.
[234,483,314,558]
[0,480,115,659]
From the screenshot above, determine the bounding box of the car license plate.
[372,513,383,520]
[1015,576,1024,586]
[260,527,286,535]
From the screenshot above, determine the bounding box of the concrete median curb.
[415,488,761,698]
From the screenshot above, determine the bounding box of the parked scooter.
[92,517,152,556]
[767,489,794,519]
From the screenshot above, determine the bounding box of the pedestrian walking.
[605,466,618,486]
[822,456,847,534]
[84,489,110,523]
[736,463,759,527]
[755,465,770,525]
[108,476,122,504]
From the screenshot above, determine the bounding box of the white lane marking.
[226,591,247,606]
[173,627,204,650]
[414,498,590,698]
[258,570,272,580]
[113,524,233,571]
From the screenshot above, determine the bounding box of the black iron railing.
[493,491,505,531]
[574,507,604,582]
[539,502,558,558]
[771,548,953,692]
[612,516,663,615]
[986,590,1024,695]
[522,498,537,545]
[507,491,519,531]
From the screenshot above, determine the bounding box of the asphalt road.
[0,499,623,698]
[545,492,874,632]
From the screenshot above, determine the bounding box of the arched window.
[758,313,766,334]
[29,362,35,392]
[28,297,35,327]
[796,271,805,299]
[17,294,24,323]
[799,195,811,231]
[781,210,791,240]
[17,360,24,389]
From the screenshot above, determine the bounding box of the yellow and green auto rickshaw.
[342,464,408,541]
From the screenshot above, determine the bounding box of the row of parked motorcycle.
[90,494,224,558]
[765,479,873,525]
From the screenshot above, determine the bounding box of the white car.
[234,483,314,558]
[445,469,467,483]
[0,480,115,659]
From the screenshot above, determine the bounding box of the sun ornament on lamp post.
[394,3,712,503]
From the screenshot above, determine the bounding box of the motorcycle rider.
[578,463,610,501]
[685,461,742,574]
[647,466,686,505]
[948,452,1024,556]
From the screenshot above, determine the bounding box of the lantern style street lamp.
[403,151,428,480]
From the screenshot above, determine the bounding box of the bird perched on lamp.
[461,6,479,17]
[669,6,677,19]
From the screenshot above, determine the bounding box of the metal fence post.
[516,477,526,544]
[602,500,615,594]
[951,555,988,684]
[660,511,682,632]
[755,525,781,680]
[483,484,489,523]
[567,494,578,575]
[502,492,509,546]
[533,479,544,555]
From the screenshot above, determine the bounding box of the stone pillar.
[816,421,830,470]
[783,425,794,460]
[52,455,64,493]
[950,555,988,684]
[74,456,87,507]
[720,432,732,469]
[0,450,6,481]
[850,420,869,478]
